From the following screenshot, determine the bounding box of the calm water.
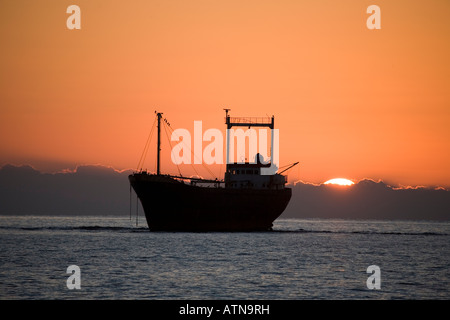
[0,215,448,300]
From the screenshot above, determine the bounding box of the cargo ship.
[129,110,295,231]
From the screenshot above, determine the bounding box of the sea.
[0,215,449,301]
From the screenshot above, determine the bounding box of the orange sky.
[1,0,449,187]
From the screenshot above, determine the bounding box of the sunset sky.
[1,0,449,188]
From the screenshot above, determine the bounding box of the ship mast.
[156,112,163,175]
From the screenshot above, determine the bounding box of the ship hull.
[129,173,292,231]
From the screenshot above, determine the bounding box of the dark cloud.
[0,165,448,220]
[0,164,132,215]
[283,180,450,221]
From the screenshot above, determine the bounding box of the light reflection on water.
[0,216,449,299]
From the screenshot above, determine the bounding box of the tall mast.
[156,112,163,175]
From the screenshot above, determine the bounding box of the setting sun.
[324,178,355,186]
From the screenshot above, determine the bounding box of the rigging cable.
[136,116,157,171]
[168,124,201,179]
[165,121,217,180]
[162,120,183,177]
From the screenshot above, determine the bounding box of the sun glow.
[324,178,355,186]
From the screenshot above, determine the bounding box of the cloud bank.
[0,165,448,220]
[283,179,449,221]
[0,164,132,215]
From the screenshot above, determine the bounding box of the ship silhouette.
[129,110,296,231]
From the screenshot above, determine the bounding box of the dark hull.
[129,173,292,231]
